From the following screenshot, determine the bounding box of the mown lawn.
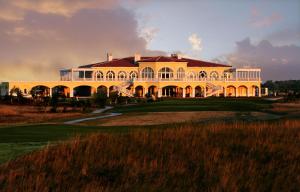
[0,124,140,163]
[110,97,273,113]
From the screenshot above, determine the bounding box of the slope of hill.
[0,120,299,191]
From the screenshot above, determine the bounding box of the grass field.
[0,98,299,190]
[109,98,274,113]
[0,119,299,191]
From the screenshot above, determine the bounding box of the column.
[235,88,239,97]
[258,87,261,97]
[158,88,162,98]
[247,87,250,97]
[191,87,195,98]
[144,87,148,97]
[71,69,74,81]
[183,88,186,98]
[224,87,227,97]
[83,70,86,81]
[203,87,207,98]
[70,88,74,97]
[49,88,52,97]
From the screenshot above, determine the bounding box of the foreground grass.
[110,97,273,113]
[0,120,299,191]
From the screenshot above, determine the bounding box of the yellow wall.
[5,61,261,97]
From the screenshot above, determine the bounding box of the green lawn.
[0,124,142,163]
[110,97,273,113]
[0,98,275,164]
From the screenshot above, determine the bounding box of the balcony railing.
[60,77,261,82]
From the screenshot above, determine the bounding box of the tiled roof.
[79,56,230,68]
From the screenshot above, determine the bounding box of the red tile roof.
[79,56,230,68]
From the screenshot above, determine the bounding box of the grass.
[0,124,139,163]
[110,97,274,113]
[0,119,299,191]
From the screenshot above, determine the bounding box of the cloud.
[227,38,300,81]
[0,0,120,21]
[265,27,300,45]
[139,27,159,47]
[188,33,203,51]
[250,6,282,28]
[0,3,165,81]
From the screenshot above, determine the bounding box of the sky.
[0,0,299,81]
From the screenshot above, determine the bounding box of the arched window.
[129,71,138,79]
[177,68,185,79]
[187,71,196,80]
[158,67,173,79]
[94,71,103,81]
[141,67,154,79]
[210,71,219,80]
[199,71,207,78]
[118,71,127,80]
[106,71,115,81]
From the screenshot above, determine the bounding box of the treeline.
[262,80,300,95]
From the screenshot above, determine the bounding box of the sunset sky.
[0,0,299,81]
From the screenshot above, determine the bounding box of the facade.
[1,53,262,98]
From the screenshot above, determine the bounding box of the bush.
[93,92,107,108]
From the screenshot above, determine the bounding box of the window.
[141,67,154,79]
[129,71,138,79]
[210,71,219,80]
[158,67,173,79]
[199,71,207,78]
[118,71,127,80]
[187,72,196,80]
[94,71,103,80]
[106,71,115,81]
[177,68,185,79]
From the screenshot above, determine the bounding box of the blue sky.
[132,0,300,59]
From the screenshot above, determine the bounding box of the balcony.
[60,77,261,82]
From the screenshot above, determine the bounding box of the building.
[0,53,262,98]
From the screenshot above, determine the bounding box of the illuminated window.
[118,71,127,80]
[141,67,154,79]
[158,67,173,79]
[177,68,185,79]
[106,71,115,80]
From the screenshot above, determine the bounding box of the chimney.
[134,53,141,62]
[171,53,182,59]
[107,53,113,61]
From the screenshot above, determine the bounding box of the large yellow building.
[0,53,261,98]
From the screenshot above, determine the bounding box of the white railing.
[60,77,261,82]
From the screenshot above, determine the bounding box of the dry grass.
[0,119,299,191]
[0,104,84,125]
[80,111,280,126]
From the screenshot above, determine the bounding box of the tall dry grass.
[0,120,300,191]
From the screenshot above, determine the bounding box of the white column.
[183,88,186,98]
[224,87,227,97]
[258,87,261,97]
[70,89,74,97]
[191,87,195,97]
[247,87,249,97]
[145,87,148,96]
[83,70,86,81]
[203,87,207,98]
[158,88,162,97]
[49,88,52,97]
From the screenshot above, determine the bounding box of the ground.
[0,97,299,164]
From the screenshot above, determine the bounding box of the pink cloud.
[250,6,282,28]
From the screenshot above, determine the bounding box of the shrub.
[93,92,107,108]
